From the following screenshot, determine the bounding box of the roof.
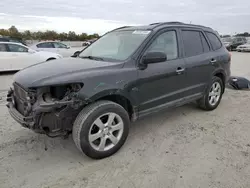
[110,21,214,33]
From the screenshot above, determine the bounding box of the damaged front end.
[7,82,86,137]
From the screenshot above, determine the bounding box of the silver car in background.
[236,42,250,52]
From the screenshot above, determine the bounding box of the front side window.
[0,44,7,52]
[53,42,67,48]
[79,30,151,61]
[146,30,178,60]
[7,44,28,52]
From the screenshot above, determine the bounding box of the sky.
[0,0,250,35]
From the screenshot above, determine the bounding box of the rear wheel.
[72,100,130,159]
[197,76,223,111]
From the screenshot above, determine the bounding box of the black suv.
[7,22,231,159]
[0,36,27,46]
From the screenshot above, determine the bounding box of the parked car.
[236,42,250,52]
[7,22,231,159]
[222,36,247,51]
[0,42,62,72]
[82,41,91,46]
[0,36,27,46]
[30,41,84,57]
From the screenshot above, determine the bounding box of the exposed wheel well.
[214,72,225,92]
[96,95,134,119]
[46,57,56,61]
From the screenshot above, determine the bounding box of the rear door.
[180,28,215,96]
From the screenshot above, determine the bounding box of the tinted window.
[37,42,54,48]
[200,32,210,52]
[182,30,203,57]
[205,32,222,50]
[0,38,9,42]
[147,31,178,60]
[7,44,28,52]
[53,42,67,48]
[0,44,7,51]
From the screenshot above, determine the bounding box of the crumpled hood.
[13,57,123,88]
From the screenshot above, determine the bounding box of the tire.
[72,100,130,159]
[197,76,223,111]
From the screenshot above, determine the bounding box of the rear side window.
[37,42,54,48]
[53,42,67,48]
[205,32,222,50]
[182,30,203,57]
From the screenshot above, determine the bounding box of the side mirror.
[66,46,70,49]
[142,52,167,64]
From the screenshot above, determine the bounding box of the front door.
[137,29,188,117]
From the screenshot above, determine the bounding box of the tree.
[0,25,100,41]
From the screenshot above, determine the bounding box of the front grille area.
[13,83,28,116]
[13,83,27,101]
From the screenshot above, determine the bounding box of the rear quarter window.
[205,32,222,50]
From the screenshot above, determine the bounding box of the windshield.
[79,30,151,61]
[222,37,233,43]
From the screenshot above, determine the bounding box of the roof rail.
[149,21,184,26]
[150,22,212,30]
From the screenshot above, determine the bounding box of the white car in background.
[0,42,62,72]
[236,42,250,52]
[29,41,84,57]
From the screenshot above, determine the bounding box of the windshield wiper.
[80,56,104,61]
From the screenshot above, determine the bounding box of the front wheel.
[197,76,223,111]
[72,100,130,159]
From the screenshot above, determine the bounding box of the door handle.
[210,59,217,64]
[176,67,185,74]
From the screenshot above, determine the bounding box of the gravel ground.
[0,52,250,188]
